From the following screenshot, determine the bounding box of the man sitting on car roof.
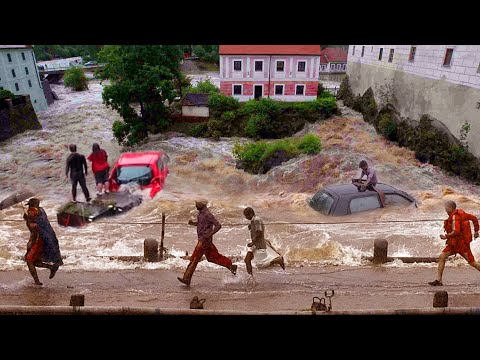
[353,160,384,206]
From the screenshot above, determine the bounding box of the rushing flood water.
[1,79,480,273]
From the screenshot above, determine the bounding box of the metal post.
[159,212,165,261]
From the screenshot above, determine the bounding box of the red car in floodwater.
[108,151,170,198]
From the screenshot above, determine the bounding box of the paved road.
[2,265,480,313]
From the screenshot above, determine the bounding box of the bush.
[233,134,322,174]
[240,97,282,117]
[233,141,269,173]
[0,89,15,100]
[208,93,240,118]
[63,67,88,91]
[377,113,397,140]
[317,83,325,96]
[189,122,208,137]
[186,78,219,94]
[297,134,322,154]
[337,75,354,107]
[245,114,267,138]
[318,90,335,99]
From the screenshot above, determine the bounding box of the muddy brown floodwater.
[1,78,480,312]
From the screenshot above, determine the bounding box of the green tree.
[33,45,103,61]
[97,45,184,146]
[63,67,88,91]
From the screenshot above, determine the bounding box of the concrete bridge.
[39,64,104,83]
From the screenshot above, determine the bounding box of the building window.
[25,67,29,75]
[378,48,383,61]
[336,64,341,70]
[233,84,242,95]
[352,46,355,55]
[274,84,284,95]
[409,46,416,62]
[233,61,242,71]
[297,61,306,72]
[12,69,16,77]
[342,64,346,71]
[22,52,26,61]
[15,83,19,91]
[330,63,335,71]
[295,84,305,95]
[361,46,365,57]
[7,53,12,62]
[388,49,394,63]
[276,61,284,72]
[443,48,454,67]
[254,60,263,72]
[28,80,32,87]
[321,65,326,71]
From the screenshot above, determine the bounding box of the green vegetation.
[377,112,397,141]
[191,45,219,63]
[233,134,322,174]
[186,78,219,95]
[33,45,103,62]
[338,78,480,184]
[190,95,337,139]
[63,67,88,91]
[0,89,15,100]
[337,75,355,107]
[97,45,184,146]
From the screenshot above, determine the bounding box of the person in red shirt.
[429,200,480,286]
[87,143,110,196]
[177,199,237,286]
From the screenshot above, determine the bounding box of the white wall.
[348,45,480,88]
[0,48,48,112]
[182,106,209,117]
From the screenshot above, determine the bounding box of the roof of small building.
[219,45,321,55]
[182,93,209,107]
[0,45,33,50]
[319,47,348,64]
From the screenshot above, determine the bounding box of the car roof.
[116,151,164,166]
[324,183,411,197]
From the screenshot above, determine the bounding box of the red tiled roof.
[219,45,321,55]
[319,47,348,63]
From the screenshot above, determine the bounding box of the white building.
[37,56,83,70]
[219,45,321,102]
[319,47,347,74]
[0,45,48,112]
[347,45,480,158]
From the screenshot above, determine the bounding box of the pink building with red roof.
[219,45,321,102]
[319,47,348,73]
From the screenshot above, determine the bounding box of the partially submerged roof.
[325,183,407,197]
[116,152,163,166]
[319,47,348,64]
[182,93,209,107]
[219,45,321,55]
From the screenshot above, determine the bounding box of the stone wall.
[0,95,42,142]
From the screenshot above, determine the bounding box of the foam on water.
[2,81,480,271]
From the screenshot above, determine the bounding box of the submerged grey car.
[308,183,416,216]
